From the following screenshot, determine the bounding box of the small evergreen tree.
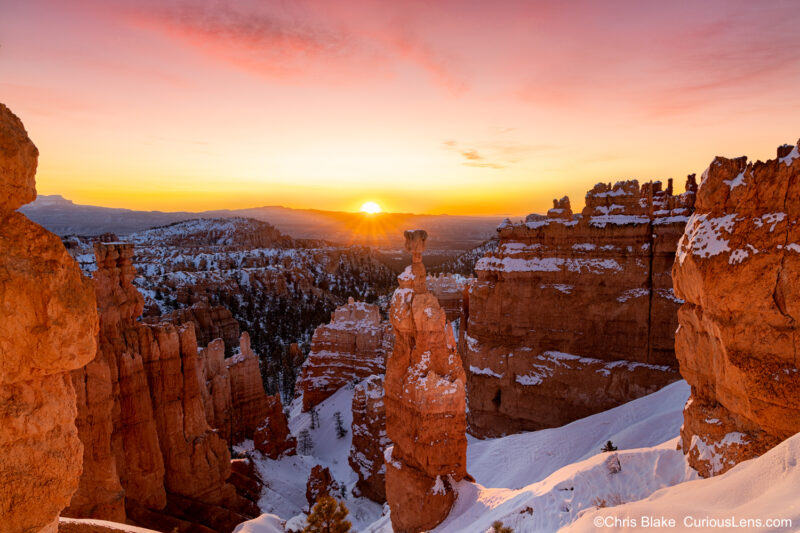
[601,440,618,452]
[492,521,513,533]
[299,429,314,455]
[310,407,320,429]
[334,411,347,439]
[304,495,351,533]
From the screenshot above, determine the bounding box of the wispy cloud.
[443,139,552,169]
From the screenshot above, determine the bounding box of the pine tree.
[334,411,347,439]
[310,407,320,430]
[491,521,513,533]
[304,495,351,533]
[299,429,314,455]
[601,440,618,452]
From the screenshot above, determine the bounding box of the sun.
[360,201,382,214]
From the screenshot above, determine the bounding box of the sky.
[2,0,800,216]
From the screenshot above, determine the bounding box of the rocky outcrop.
[297,298,392,411]
[147,302,240,352]
[426,273,470,322]
[67,242,255,531]
[349,375,389,503]
[0,103,98,533]
[675,139,800,477]
[196,331,272,445]
[197,338,234,443]
[254,394,297,459]
[462,178,695,437]
[305,465,335,509]
[384,230,469,533]
[226,332,270,442]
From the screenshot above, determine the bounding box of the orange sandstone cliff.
[67,242,255,532]
[297,297,392,411]
[384,230,469,533]
[675,139,800,477]
[462,179,695,437]
[0,103,99,533]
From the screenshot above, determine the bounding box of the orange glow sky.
[3,0,800,215]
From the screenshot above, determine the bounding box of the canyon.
[5,97,800,533]
[461,177,696,436]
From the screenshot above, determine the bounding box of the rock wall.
[297,297,392,411]
[675,139,800,477]
[0,103,98,533]
[349,375,389,503]
[426,273,470,322]
[196,331,272,445]
[147,302,240,353]
[384,230,469,533]
[463,178,695,437]
[254,393,297,459]
[68,242,255,531]
[197,338,234,443]
[226,332,270,443]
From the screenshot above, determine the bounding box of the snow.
[566,431,800,533]
[540,283,573,294]
[589,215,650,228]
[235,387,383,532]
[232,514,284,533]
[470,365,504,378]
[724,170,746,190]
[779,144,800,166]
[677,213,739,264]
[616,288,649,303]
[476,256,622,274]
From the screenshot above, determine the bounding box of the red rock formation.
[675,139,800,477]
[384,230,469,533]
[0,103,98,533]
[305,465,335,509]
[298,297,392,411]
[254,393,297,459]
[146,302,240,352]
[228,458,264,514]
[197,338,234,443]
[462,178,695,437]
[426,273,470,322]
[226,332,270,442]
[67,242,254,531]
[349,375,389,503]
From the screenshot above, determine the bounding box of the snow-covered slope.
[235,387,384,531]
[237,380,693,532]
[364,381,694,532]
[466,380,690,490]
[565,432,800,533]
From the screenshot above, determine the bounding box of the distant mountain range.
[20,195,506,252]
